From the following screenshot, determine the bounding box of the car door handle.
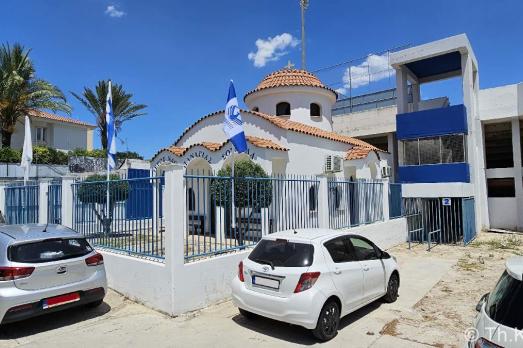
[363,266,370,272]
[334,269,342,275]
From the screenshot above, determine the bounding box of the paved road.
[0,252,457,348]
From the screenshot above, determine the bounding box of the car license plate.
[252,276,279,289]
[43,292,80,309]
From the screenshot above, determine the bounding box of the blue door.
[462,197,476,245]
[126,169,153,220]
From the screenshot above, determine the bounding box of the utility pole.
[300,0,309,70]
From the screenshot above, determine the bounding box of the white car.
[231,228,400,341]
[471,256,523,348]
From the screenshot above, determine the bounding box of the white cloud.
[340,53,394,90]
[248,33,299,68]
[105,5,126,18]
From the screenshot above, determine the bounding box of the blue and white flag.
[106,80,117,171]
[223,81,248,153]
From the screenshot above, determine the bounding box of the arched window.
[252,106,259,112]
[309,185,317,212]
[276,102,290,116]
[310,103,321,117]
[187,187,195,211]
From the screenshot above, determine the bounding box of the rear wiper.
[252,258,275,270]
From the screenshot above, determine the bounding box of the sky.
[3,0,523,158]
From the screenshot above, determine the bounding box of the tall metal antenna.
[300,0,309,70]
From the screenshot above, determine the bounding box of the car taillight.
[85,253,104,266]
[294,272,320,293]
[0,267,35,281]
[474,338,503,348]
[238,261,244,282]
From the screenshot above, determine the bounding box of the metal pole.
[106,81,112,231]
[300,0,309,69]
[231,152,236,229]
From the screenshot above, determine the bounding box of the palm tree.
[0,43,71,148]
[72,81,147,150]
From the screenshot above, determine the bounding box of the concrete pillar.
[0,183,6,221]
[395,67,409,114]
[382,180,390,222]
[317,176,330,228]
[61,177,75,228]
[163,164,186,315]
[511,119,523,230]
[38,180,51,224]
[411,83,421,112]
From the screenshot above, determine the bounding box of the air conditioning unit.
[324,155,342,173]
[381,166,392,178]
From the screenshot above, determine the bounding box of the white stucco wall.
[100,251,172,315]
[488,198,519,230]
[9,117,92,151]
[244,86,336,131]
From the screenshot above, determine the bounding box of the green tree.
[77,174,129,234]
[0,43,71,147]
[71,81,147,150]
[210,158,272,208]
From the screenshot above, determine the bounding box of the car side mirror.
[476,292,489,312]
[381,251,390,259]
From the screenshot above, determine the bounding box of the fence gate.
[48,182,62,224]
[462,197,476,245]
[403,198,442,251]
[5,184,39,224]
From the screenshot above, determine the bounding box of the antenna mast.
[300,0,309,70]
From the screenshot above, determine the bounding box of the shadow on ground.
[232,301,383,345]
[0,302,111,340]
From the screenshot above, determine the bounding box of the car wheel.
[383,273,399,303]
[312,300,340,341]
[239,308,256,319]
[85,299,104,308]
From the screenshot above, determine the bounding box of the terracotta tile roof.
[244,68,337,99]
[28,109,96,128]
[251,110,382,151]
[345,146,375,160]
[157,136,288,158]
[171,109,384,159]
[245,135,288,151]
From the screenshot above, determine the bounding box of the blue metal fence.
[389,183,403,219]
[5,183,39,224]
[48,181,62,224]
[328,179,384,229]
[72,176,164,260]
[184,173,319,261]
[462,197,476,245]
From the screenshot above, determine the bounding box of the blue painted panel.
[405,51,462,79]
[397,104,467,140]
[398,163,470,183]
[462,197,476,245]
[126,169,153,220]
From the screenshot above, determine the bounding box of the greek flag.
[106,80,116,170]
[223,81,247,153]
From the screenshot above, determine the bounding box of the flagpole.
[106,80,112,228]
[231,151,236,230]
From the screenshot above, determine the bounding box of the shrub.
[0,147,22,163]
[210,159,272,208]
[76,174,129,234]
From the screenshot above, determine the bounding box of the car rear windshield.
[8,238,93,263]
[248,239,314,267]
[487,271,523,330]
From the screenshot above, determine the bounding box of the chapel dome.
[244,68,337,100]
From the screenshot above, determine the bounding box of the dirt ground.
[380,231,523,347]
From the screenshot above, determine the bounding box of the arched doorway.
[185,158,213,240]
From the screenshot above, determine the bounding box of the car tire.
[312,300,340,342]
[383,273,399,303]
[85,299,104,308]
[239,308,256,319]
